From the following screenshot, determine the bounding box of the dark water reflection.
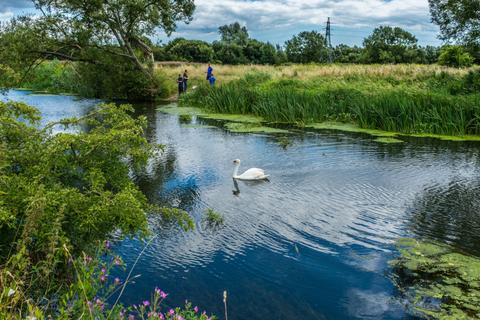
[5,91,480,320]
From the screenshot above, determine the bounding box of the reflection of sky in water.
[8,91,480,319]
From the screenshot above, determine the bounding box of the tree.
[363,26,419,63]
[333,44,365,63]
[167,39,214,62]
[429,0,480,47]
[285,31,328,63]
[218,22,249,46]
[243,39,279,64]
[438,45,474,67]
[213,41,248,64]
[0,0,195,96]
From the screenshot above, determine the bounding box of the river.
[5,90,480,319]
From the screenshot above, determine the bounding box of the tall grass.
[181,68,480,136]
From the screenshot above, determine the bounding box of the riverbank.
[177,64,480,140]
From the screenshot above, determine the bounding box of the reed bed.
[180,66,480,136]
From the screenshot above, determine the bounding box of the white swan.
[232,159,269,180]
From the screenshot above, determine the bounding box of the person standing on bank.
[182,69,189,93]
[206,63,213,81]
[177,74,184,96]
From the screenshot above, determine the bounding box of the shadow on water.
[407,179,480,256]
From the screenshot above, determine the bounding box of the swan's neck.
[233,164,240,177]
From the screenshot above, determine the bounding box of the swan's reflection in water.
[232,178,270,196]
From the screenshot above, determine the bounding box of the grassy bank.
[177,64,480,138]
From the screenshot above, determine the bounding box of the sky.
[0,0,442,46]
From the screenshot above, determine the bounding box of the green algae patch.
[307,122,398,138]
[200,113,264,123]
[224,122,289,134]
[391,238,480,319]
[181,124,216,129]
[409,133,480,142]
[158,105,203,116]
[374,137,404,144]
[307,121,480,142]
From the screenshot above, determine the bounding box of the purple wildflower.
[114,257,122,266]
[100,274,106,282]
[194,306,198,313]
[101,267,107,274]
[143,300,150,307]
[95,298,104,311]
[168,309,175,316]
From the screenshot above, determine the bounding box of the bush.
[0,101,194,313]
[438,45,474,68]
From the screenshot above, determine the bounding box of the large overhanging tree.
[428,0,480,46]
[1,0,195,80]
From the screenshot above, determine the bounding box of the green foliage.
[438,45,474,68]
[179,114,193,123]
[202,209,225,229]
[0,64,20,89]
[363,26,419,63]
[285,31,328,63]
[168,39,214,63]
[218,22,249,46]
[0,100,194,308]
[391,238,480,319]
[429,0,480,49]
[21,60,81,94]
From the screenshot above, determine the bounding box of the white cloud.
[165,0,438,45]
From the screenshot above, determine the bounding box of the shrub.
[438,45,474,68]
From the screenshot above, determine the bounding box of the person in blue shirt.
[209,73,216,86]
[206,63,213,80]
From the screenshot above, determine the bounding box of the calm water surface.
[5,90,480,319]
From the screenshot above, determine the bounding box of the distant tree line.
[152,23,478,67]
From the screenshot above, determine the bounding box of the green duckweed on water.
[390,238,480,319]
[374,137,404,144]
[224,122,289,134]
[181,123,216,129]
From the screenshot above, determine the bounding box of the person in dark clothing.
[182,70,189,93]
[177,74,184,96]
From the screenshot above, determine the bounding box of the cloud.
[166,0,439,45]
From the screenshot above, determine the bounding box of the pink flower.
[115,277,121,285]
[194,306,198,313]
[143,300,150,307]
[128,315,135,320]
[101,267,107,274]
[160,291,168,299]
[100,274,106,282]
[159,314,165,320]
[168,309,175,316]
[96,298,104,311]
[176,316,184,320]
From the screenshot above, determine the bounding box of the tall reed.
[181,69,480,136]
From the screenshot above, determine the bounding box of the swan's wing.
[238,168,266,180]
